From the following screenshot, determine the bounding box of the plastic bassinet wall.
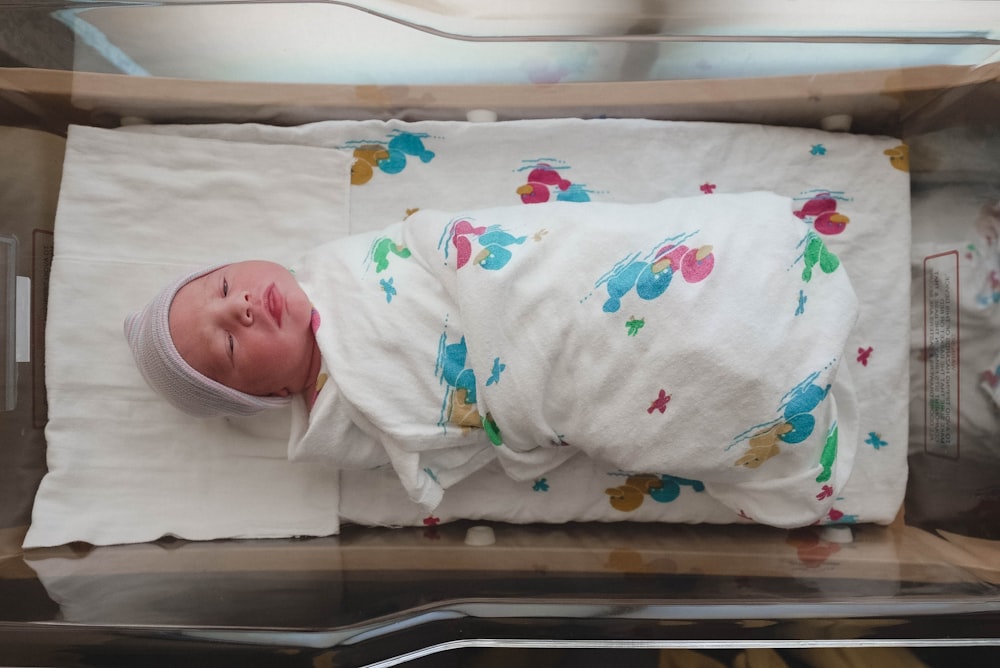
[1,2,999,666]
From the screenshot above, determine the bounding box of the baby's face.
[169,261,317,397]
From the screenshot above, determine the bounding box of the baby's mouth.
[265,283,283,327]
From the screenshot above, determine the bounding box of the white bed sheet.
[340,118,911,527]
[29,118,911,547]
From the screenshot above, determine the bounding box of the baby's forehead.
[171,267,221,308]
[167,266,227,341]
[168,271,226,379]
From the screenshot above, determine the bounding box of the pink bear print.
[516,162,591,204]
[794,192,850,236]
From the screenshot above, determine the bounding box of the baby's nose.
[233,292,253,324]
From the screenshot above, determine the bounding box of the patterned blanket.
[291,192,860,528]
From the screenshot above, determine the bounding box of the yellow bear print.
[884,144,909,172]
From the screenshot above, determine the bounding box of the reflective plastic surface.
[2,1,999,84]
[1,2,1000,666]
[3,523,1000,665]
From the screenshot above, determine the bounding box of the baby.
[126,193,860,527]
[125,261,319,417]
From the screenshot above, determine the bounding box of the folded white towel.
[26,126,353,547]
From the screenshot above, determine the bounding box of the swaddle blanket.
[292,191,860,528]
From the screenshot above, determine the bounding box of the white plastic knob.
[820,114,853,132]
[820,525,854,544]
[466,109,499,123]
[464,525,496,546]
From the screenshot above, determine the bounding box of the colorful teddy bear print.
[444,218,528,271]
[371,237,411,273]
[793,191,850,236]
[433,331,503,444]
[435,333,478,427]
[348,131,436,185]
[883,144,909,172]
[799,232,841,283]
[731,375,832,469]
[598,233,715,314]
[605,473,705,512]
[516,161,592,204]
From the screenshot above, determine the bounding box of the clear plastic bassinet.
[1,2,999,666]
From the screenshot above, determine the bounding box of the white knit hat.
[124,265,290,418]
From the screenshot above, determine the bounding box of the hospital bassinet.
[1,2,999,666]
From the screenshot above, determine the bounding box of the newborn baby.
[126,192,860,528]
